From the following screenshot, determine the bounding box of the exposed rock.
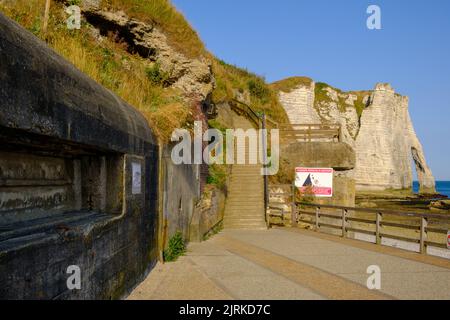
[277,80,436,193]
[80,7,214,101]
[278,82,320,124]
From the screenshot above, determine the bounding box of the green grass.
[203,221,223,241]
[270,76,313,93]
[0,0,192,142]
[163,231,186,262]
[1,0,291,141]
[211,58,290,125]
[206,164,227,191]
[315,82,373,118]
[145,62,170,87]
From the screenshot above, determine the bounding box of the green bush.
[206,164,227,191]
[247,78,270,102]
[163,231,186,262]
[145,62,170,86]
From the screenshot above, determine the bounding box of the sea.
[413,181,450,198]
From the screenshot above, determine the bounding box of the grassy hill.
[0,0,289,141]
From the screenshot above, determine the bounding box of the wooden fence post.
[291,184,297,227]
[43,0,51,37]
[315,207,320,231]
[420,217,428,254]
[342,209,347,237]
[376,212,382,245]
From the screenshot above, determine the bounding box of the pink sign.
[295,167,333,197]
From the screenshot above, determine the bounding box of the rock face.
[81,6,214,100]
[279,82,320,124]
[355,84,435,192]
[277,81,436,193]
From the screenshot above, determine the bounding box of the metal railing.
[294,202,450,254]
[229,99,279,228]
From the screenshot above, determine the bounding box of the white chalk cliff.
[277,81,436,193]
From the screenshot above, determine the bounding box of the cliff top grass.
[102,0,206,59]
[211,58,290,125]
[0,0,290,140]
[315,82,372,118]
[270,76,313,93]
[0,0,191,142]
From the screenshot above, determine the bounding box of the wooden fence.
[295,202,450,254]
[267,185,450,255]
[279,123,341,142]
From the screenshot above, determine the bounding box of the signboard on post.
[295,168,333,197]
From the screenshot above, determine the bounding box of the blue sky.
[172,0,450,180]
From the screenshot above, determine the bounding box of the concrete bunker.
[0,13,158,299]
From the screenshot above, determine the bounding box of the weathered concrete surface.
[128,228,450,300]
[277,81,436,193]
[282,142,355,171]
[0,12,159,299]
[280,142,356,206]
[190,186,226,242]
[162,143,201,242]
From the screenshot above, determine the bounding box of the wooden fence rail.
[294,202,450,254]
[279,123,341,142]
[267,184,449,255]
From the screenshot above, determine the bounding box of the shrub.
[145,62,170,86]
[163,231,186,262]
[247,78,270,102]
[206,164,227,191]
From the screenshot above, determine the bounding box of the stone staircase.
[223,116,267,230]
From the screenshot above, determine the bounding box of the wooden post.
[315,207,320,231]
[43,0,51,37]
[420,216,428,254]
[341,209,347,238]
[376,212,382,245]
[291,184,297,227]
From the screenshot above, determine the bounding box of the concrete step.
[224,201,264,206]
[224,215,265,220]
[224,212,264,217]
[226,202,264,212]
[224,220,266,226]
[225,211,264,216]
[223,224,267,230]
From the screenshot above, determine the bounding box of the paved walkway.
[128,228,450,300]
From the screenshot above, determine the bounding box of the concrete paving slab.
[128,228,450,300]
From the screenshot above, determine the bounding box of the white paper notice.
[132,162,142,195]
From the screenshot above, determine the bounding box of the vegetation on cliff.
[210,58,289,125]
[103,0,205,59]
[315,82,370,118]
[0,0,289,141]
[270,76,313,93]
[0,0,196,141]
